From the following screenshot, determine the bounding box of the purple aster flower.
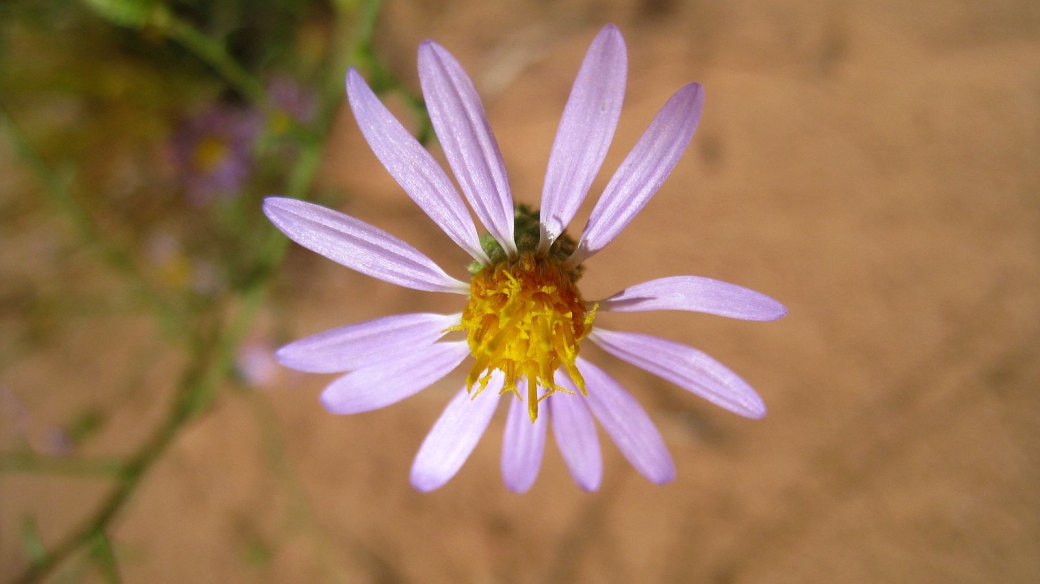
[264,25,786,492]
[268,76,318,126]
[171,103,260,206]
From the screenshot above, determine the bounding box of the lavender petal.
[263,197,467,294]
[276,312,461,374]
[576,358,675,484]
[346,69,489,264]
[598,276,787,321]
[590,329,766,419]
[501,388,548,493]
[568,83,704,267]
[539,24,627,249]
[410,375,504,492]
[549,371,603,492]
[320,341,470,415]
[418,41,516,255]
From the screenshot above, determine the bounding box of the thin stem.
[89,532,123,584]
[156,9,266,102]
[4,0,431,580]
[243,390,351,583]
[0,103,183,336]
[0,453,128,478]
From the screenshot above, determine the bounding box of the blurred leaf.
[83,0,157,27]
[65,409,107,446]
[20,516,47,566]
[243,536,274,567]
[88,532,123,584]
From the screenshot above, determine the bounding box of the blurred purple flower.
[269,76,318,126]
[236,339,283,389]
[1,386,74,457]
[171,103,260,206]
[264,25,786,492]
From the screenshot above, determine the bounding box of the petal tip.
[262,196,298,218]
[345,67,362,90]
[504,480,533,494]
[576,477,602,492]
[598,23,624,43]
[417,39,441,58]
[409,471,442,493]
[651,471,677,485]
[318,389,342,414]
[272,345,294,367]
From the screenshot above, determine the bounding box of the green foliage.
[0,0,430,582]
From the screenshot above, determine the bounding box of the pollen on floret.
[459,251,594,422]
[451,206,594,422]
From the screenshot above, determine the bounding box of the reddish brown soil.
[3,0,1039,582]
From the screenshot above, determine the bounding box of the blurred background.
[2,0,1039,582]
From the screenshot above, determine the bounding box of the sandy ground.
[3,0,1040,582]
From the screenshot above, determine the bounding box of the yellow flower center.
[460,253,595,422]
[192,137,231,173]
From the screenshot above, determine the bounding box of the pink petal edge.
[276,312,461,374]
[550,372,603,492]
[410,374,504,492]
[575,358,675,484]
[263,197,468,294]
[598,275,787,321]
[418,41,516,255]
[539,24,627,250]
[568,83,705,268]
[501,390,548,493]
[346,69,488,264]
[320,341,470,415]
[590,328,767,419]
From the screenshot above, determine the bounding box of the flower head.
[171,102,260,206]
[265,24,786,492]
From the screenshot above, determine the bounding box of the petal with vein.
[549,372,602,492]
[411,375,504,492]
[590,329,766,419]
[346,69,488,264]
[418,41,516,255]
[568,83,705,267]
[598,276,787,321]
[576,358,674,484]
[539,24,626,248]
[320,341,470,415]
[264,197,467,293]
[276,312,461,374]
[501,388,548,493]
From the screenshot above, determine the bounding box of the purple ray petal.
[539,25,626,249]
[549,372,602,492]
[346,69,489,264]
[276,312,461,374]
[501,388,548,493]
[598,276,787,321]
[320,341,470,415]
[411,375,504,492]
[418,41,516,255]
[576,358,674,484]
[264,197,468,294]
[567,83,705,267]
[590,329,766,419]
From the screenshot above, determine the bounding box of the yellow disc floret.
[459,252,595,422]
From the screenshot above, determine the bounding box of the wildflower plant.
[265,24,786,492]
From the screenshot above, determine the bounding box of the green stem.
[89,532,123,584]
[0,103,183,336]
[0,453,127,478]
[3,0,431,580]
[156,9,266,102]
